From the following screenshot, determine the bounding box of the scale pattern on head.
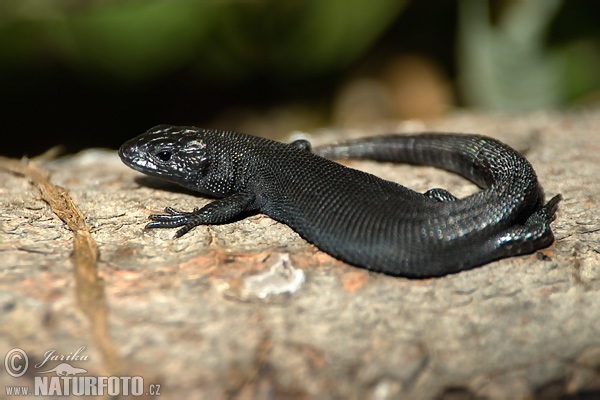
[118,125,210,188]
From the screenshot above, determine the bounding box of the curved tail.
[312,133,529,190]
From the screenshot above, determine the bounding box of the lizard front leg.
[145,191,256,238]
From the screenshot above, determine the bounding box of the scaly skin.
[119,125,560,277]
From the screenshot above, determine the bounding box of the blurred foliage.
[458,0,563,110]
[0,0,407,83]
[458,0,600,110]
[1,0,599,114]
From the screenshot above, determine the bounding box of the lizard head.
[119,125,211,191]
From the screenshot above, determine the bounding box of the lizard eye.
[155,150,172,162]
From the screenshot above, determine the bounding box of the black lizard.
[119,125,560,277]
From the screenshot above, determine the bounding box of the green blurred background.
[1,0,599,157]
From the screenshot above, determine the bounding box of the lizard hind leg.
[290,139,312,152]
[425,188,458,202]
[488,194,562,259]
